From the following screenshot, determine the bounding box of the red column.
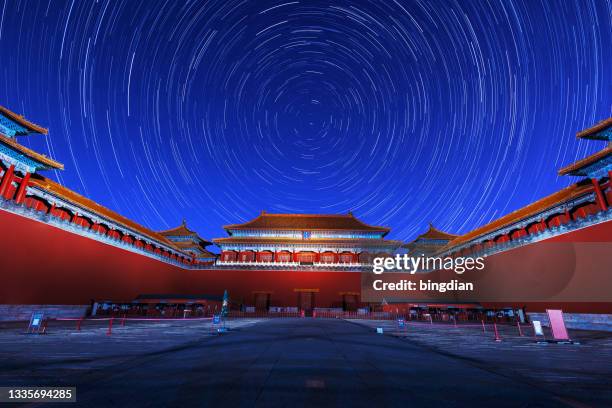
[0,164,15,198]
[607,171,612,201]
[591,178,608,212]
[14,172,31,204]
[539,219,547,231]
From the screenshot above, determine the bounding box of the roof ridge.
[222,211,390,233]
[261,213,353,218]
[158,222,196,234]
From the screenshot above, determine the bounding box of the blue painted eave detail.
[0,113,30,137]
[587,127,612,141]
[569,153,612,178]
[0,141,51,171]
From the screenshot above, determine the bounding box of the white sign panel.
[532,320,544,336]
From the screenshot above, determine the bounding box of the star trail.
[0,0,610,243]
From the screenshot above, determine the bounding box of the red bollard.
[107,318,114,336]
[493,323,501,342]
[517,321,523,336]
[313,311,317,319]
[76,318,83,331]
[300,310,305,318]
[481,319,486,333]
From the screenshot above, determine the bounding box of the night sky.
[0,0,610,244]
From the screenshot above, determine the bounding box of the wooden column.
[0,164,15,198]
[591,178,608,212]
[14,172,31,204]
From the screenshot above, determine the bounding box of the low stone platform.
[528,312,612,331]
[0,304,89,321]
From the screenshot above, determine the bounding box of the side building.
[0,105,218,319]
[158,221,217,265]
[399,118,612,323]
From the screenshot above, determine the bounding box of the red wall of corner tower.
[0,210,360,307]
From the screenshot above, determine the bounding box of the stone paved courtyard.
[0,318,611,407]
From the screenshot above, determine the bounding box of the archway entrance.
[253,291,272,311]
[295,288,318,316]
[341,292,359,311]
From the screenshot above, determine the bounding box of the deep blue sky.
[1,0,610,243]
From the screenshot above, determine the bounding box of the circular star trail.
[0,0,610,242]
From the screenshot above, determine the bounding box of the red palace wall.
[363,220,612,313]
[1,209,611,313]
[0,210,360,308]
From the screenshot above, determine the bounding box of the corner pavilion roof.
[0,105,49,136]
[403,224,457,253]
[158,220,212,246]
[0,133,64,170]
[558,145,612,176]
[411,224,458,242]
[559,118,612,176]
[223,211,391,235]
[576,117,612,140]
[172,240,217,258]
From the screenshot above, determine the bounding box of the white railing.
[216,260,300,267]
[214,259,372,270]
